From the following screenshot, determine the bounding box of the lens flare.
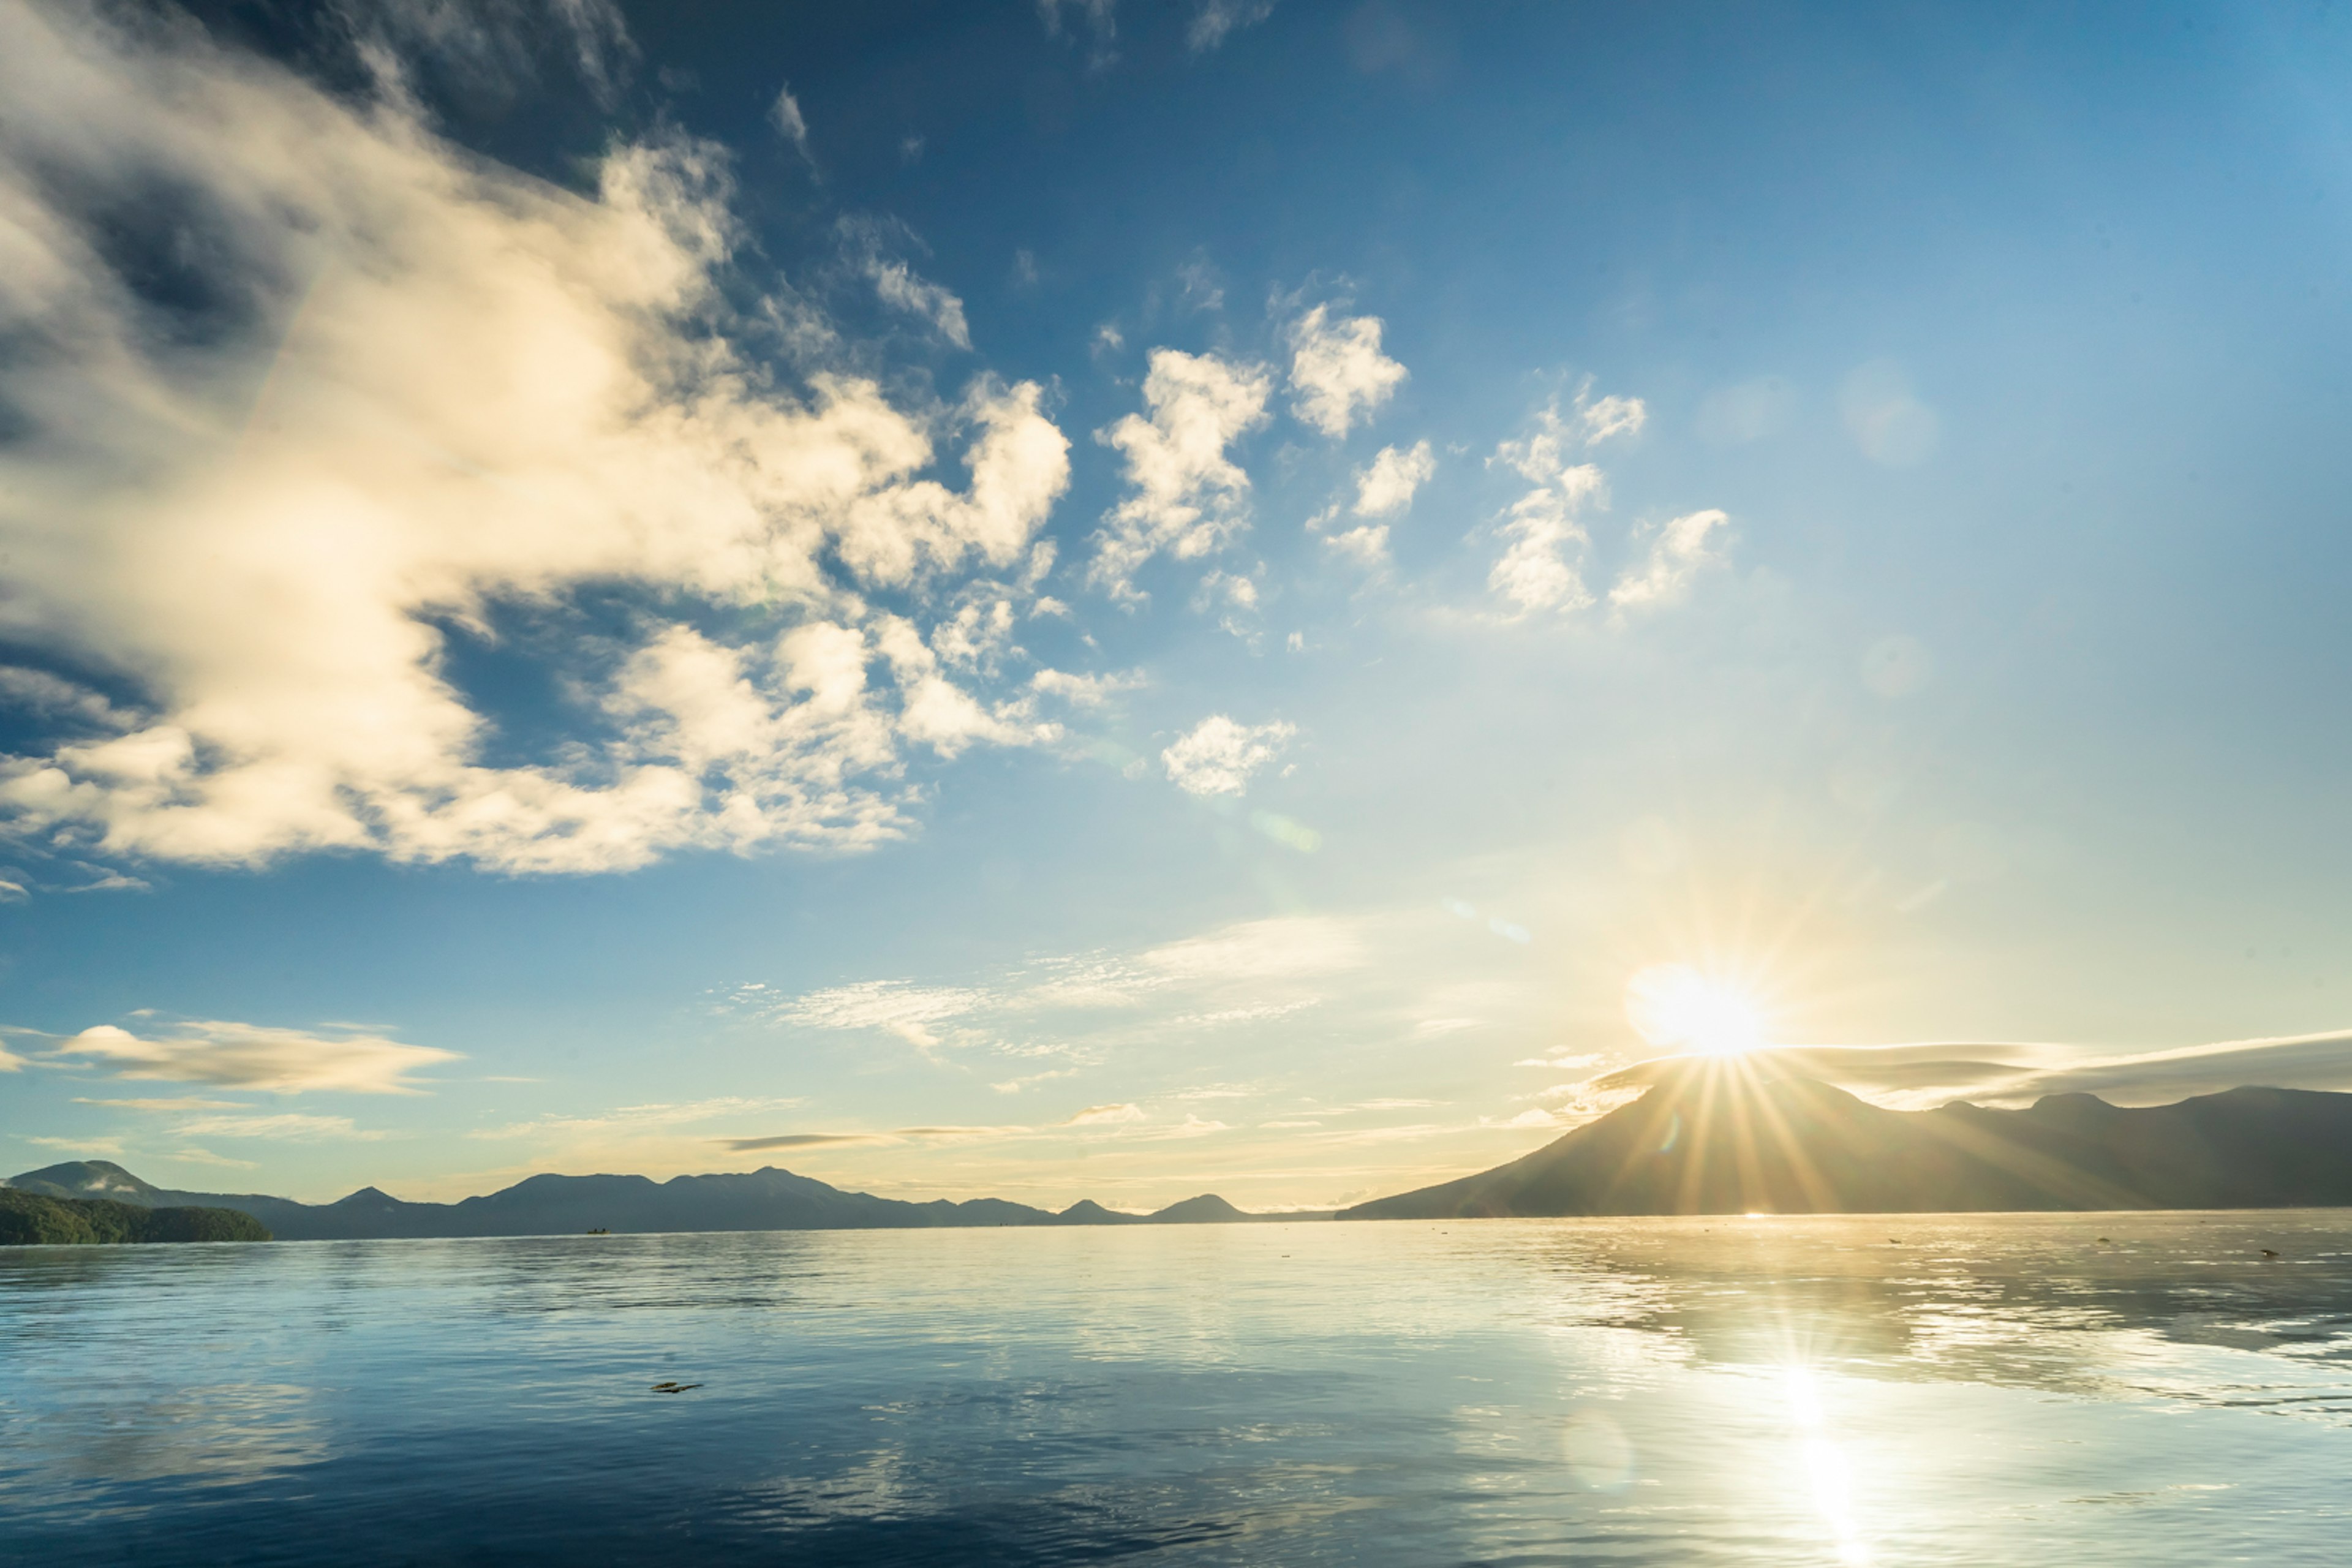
[1624,962,1766,1056]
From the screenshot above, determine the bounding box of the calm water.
[6,1213,2352,1566]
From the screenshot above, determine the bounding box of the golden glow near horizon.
[1624,962,1768,1057]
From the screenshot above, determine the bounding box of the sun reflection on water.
[1784,1365,1870,1565]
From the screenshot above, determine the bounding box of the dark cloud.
[720,1133,886,1151]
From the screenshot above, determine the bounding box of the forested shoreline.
[0,1188,271,1245]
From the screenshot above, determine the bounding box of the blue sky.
[2,0,2348,1208]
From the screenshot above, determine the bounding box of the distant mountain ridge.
[1,1161,1316,1240]
[1343,1071,2352,1219]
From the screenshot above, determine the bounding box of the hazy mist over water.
[7,1215,2352,1566]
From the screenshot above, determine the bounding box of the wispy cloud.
[729,914,1371,1081]
[773,982,992,1051]
[840,222,973,348]
[770,82,815,163]
[1188,0,1276,52]
[475,1097,806,1140]
[723,1133,887,1150]
[1065,1102,1146,1125]
[168,1147,259,1170]
[20,1135,125,1158]
[172,1112,378,1142]
[1030,668,1145,709]
[1609,509,1731,617]
[721,1125,1023,1152]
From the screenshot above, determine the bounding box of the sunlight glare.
[1785,1365,1871,1566]
[1623,962,1766,1056]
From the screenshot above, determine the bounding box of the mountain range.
[17,1071,2352,1240]
[1,1159,1308,1240]
[1342,1068,2352,1218]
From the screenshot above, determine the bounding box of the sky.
[2,0,2350,1210]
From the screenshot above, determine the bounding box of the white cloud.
[1188,0,1276,51]
[1579,392,1646,446]
[347,0,638,108]
[747,913,1363,1057]
[1492,384,1647,481]
[1030,668,1145,707]
[770,83,813,161]
[1090,350,1272,600]
[774,981,990,1050]
[1324,525,1391,567]
[862,255,971,349]
[172,1112,374,1142]
[1140,1114,1230,1140]
[873,617,1057,758]
[0,6,1071,875]
[47,1020,459,1094]
[21,1135,125,1158]
[1488,464,1606,616]
[1483,381,1689,619]
[1285,304,1406,438]
[477,1095,804,1140]
[1194,569,1264,641]
[1142,915,1360,981]
[1065,1102,1146,1125]
[1160,714,1295,797]
[1352,440,1435,516]
[169,1147,258,1170]
[1609,508,1731,614]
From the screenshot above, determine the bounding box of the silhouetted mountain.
[2,1160,1297,1240]
[1342,1069,2352,1219]
[1148,1194,1283,1223]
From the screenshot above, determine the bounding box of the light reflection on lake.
[4,1212,2351,1564]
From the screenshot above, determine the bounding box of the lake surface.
[6,1213,2352,1566]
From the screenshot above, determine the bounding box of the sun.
[1624,962,1767,1057]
